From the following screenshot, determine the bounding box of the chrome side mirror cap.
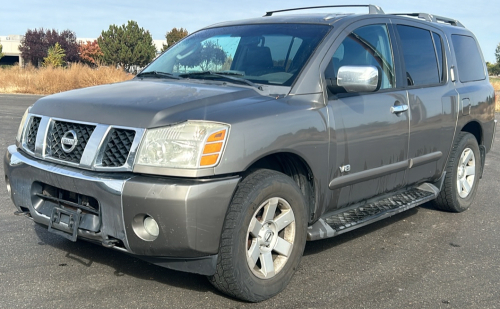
[337,65,381,93]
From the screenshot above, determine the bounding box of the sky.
[1,0,498,63]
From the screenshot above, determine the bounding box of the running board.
[307,183,439,241]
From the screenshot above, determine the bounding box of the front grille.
[23,115,141,171]
[47,121,96,163]
[101,129,136,167]
[26,116,41,152]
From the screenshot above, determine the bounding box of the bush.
[43,43,66,67]
[487,62,500,76]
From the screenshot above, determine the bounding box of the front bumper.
[4,145,240,275]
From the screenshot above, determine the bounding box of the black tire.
[208,169,307,302]
[433,132,481,212]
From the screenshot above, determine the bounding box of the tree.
[45,29,79,63]
[19,28,79,66]
[43,42,65,67]
[19,28,46,66]
[0,43,4,60]
[161,27,188,52]
[98,20,156,71]
[79,40,103,66]
[496,42,500,64]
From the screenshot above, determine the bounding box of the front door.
[324,22,409,209]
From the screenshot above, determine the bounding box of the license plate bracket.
[48,207,81,242]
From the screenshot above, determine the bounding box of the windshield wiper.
[179,71,263,90]
[136,71,180,79]
[215,71,244,76]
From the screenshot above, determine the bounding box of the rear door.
[392,20,458,185]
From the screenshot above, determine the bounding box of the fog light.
[5,176,11,195]
[132,214,160,241]
[143,216,159,237]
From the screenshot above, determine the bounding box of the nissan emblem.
[61,130,78,153]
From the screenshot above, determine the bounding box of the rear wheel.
[208,169,307,302]
[433,132,481,212]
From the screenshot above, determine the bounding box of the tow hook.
[102,239,119,248]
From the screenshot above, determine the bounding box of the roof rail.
[392,13,464,27]
[264,4,385,17]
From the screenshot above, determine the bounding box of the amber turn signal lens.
[203,142,223,154]
[200,154,219,166]
[207,130,226,142]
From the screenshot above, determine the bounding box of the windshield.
[142,24,331,86]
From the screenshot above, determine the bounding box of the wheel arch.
[460,120,487,177]
[460,120,483,146]
[244,152,317,223]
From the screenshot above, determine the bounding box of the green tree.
[161,27,188,52]
[42,42,66,67]
[0,43,4,60]
[98,20,156,71]
[496,42,500,64]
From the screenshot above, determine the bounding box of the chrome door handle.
[390,104,408,114]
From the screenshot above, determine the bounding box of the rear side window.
[452,34,485,83]
[397,25,440,86]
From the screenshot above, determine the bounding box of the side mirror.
[337,65,381,93]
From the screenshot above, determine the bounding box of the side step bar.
[307,183,439,241]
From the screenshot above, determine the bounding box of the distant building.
[0,35,23,66]
[0,35,165,67]
[153,40,165,55]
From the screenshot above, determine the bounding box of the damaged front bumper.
[4,145,240,275]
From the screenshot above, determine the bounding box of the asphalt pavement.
[0,94,499,309]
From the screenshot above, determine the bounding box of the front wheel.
[208,169,307,302]
[433,132,481,212]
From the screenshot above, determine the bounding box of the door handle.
[390,104,408,115]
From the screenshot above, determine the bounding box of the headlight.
[136,121,229,169]
[16,106,31,143]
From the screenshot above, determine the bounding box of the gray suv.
[4,5,497,302]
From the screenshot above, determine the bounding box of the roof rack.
[264,4,385,17]
[392,13,464,27]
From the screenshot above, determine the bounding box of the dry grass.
[491,77,500,112]
[0,63,133,95]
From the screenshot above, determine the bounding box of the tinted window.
[397,25,439,86]
[327,24,395,90]
[432,32,444,82]
[452,35,485,83]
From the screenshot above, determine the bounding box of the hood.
[30,79,271,128]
